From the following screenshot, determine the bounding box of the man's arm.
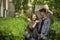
[44,19,51,35]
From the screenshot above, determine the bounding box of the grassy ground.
[0,16,60,40]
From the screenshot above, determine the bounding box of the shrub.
[0,16,28,40]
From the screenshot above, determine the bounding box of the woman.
[25,13,39,40]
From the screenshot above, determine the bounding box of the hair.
[30,13,39,21]
[39,8,47,14]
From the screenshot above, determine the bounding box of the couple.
[25,8,51,40]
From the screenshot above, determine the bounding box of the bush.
[49,17,60,40]
[0,16,28,40]
[0,16,60,40]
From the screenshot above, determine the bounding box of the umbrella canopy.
[0,0,2,6]
[35,5,54,24]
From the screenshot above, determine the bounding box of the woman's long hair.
[30,13,39,21]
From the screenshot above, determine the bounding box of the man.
[44,5,54,24]
[38,8,51,40]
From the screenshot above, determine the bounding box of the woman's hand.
[32,20,39,28]
[28,18,31,22]
[35,20,39,23]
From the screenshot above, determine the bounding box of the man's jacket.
[38,17,51,38]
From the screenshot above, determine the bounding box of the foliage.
[12,0,60,19]
[49,17,60,40]
[2,0,60,40]
[0,16,28,40]
[12,0,28,13]
[33,0,60,19]
[0,16,60,40]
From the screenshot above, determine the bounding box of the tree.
[12,0,28,13]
